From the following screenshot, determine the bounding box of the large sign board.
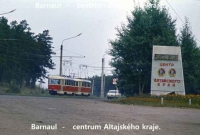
[151,46,185,95]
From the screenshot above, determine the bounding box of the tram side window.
[86,82,90,87]
[82,82,85,87]
[71,81,75,86]
[74,81,78,86]
[82,82,90,87]
[88,83,91,87]
[65,80,70,85]
[65,80,77,86]
[49,79,60,84]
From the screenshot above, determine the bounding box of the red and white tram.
[48,75,91,96]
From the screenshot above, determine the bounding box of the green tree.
[109,0,178,96]
[180,18,200,94]
[89,75,116,97]
[0,17,11,84]
[89,75,101,97]
[104,75,116,97]
[30,30,55,88]
[0,17,55,90]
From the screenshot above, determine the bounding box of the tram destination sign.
[154,54,178,61]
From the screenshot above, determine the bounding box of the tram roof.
[48,75,91,82]
[48,75,65,79]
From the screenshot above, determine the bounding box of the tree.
[104,75,116,97]
[0,17,55,90]
[109,0,178,96]
[0,17,11,84]
[88,75,116,97]
[29,30,55,88]
[179,18,200,94]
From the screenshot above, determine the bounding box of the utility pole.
[100,57,105,98]
[59,45,63,76]
[59,33,82,76]
[92,77,94,95]
[103,73,105,95]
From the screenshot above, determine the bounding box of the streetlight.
[0,9,16,15]
[60,33,82,76]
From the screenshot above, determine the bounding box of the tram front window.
[48,79,60,84]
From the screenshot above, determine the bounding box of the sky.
[1,0,200,87]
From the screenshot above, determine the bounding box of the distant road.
[0,95,200,135]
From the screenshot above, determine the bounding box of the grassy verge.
[0,84,99,99]
[109,94,200,109]
[0,84,50,97]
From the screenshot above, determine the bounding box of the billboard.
[151,45,185,95]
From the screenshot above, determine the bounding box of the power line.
[87,66,114,68]
[0,43,55,58]
[0,40,44,51]
[165,0,184,23]
[52,57,113,77]
[87,61,102,66]
[165,0,200,43]
[0,9,16,15]
[70,59,102,66]
[52,56,85,58]
[53,48,60,52]
[68,61,113,69]
[0,53,48,62]
[0,39,18,41]
[63,49,85,57]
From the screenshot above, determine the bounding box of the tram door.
[60,79,65,93]
[78,81,82,94]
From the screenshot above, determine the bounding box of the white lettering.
[31,124,35,130]
[35,3,62,9]
[31,124,57,130]
[142,124,160,131]
[73,125,101,130]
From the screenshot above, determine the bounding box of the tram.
[48,75,91,96]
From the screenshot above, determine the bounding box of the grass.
[0,83,99,99]
[109,94,200,109]
[0,84,50,96]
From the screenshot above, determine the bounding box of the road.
[0,95,200,135]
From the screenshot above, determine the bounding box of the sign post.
[151,45,185,95]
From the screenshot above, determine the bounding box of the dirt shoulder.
[0,95,200,135]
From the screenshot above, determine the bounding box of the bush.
[6,84,21,93]
[110,94,200,108]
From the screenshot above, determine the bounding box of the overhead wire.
[0,53,48,62]
[165,0,200,43]
[0,43,55,58]
[62,49,85,57]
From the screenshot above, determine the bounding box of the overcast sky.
[1,0,200,87]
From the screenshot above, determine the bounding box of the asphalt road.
[0,95,200,135]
